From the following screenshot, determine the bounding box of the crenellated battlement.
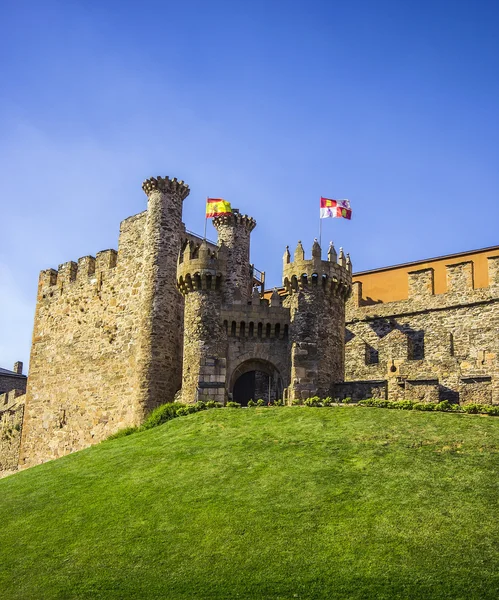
[0,389,25,411]
[177,240,227,294]
[349,255,499,317]
[142,176,190,200]
[38,249,118,291]
[283,240,352,298]
[213,210,256,233]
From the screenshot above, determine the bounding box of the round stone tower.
[282,239,352,401]
[138,176,189,412]
[213,210,256,304]
[177,240,227,404]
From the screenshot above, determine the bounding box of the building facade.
[1,174,498,475]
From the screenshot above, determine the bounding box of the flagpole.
[204,197,208,240]
[319,214,323,249]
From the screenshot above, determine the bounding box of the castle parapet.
[76,256,96,282]
[488,256,499,287]
[38,249,118,293]
[408,268,434,299]
[177,241,226,293]
[213,210,256,233]
[283,240,351,297]
[142,176,190,200]
[446,261,474,292]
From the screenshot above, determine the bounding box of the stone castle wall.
[283,241,352,400]
[19,214,149,468]
[0,390,25,475]
[12,169,498,474]
[344,257,499,404]
[19,177,189,469]
[223,295,291,400]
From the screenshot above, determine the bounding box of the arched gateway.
[230,359,283,406]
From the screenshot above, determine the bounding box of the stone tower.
[138,176,190,411]
[19,175,189,469]
[213,210,257,304]
[283,240,352,400]
[177,240,228,404]
[177,209,258,404]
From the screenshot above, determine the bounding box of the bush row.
[358,398,499,416]
[247,399,284,407]
[291,396,354,407]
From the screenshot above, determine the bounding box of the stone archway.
[230,359,283,406]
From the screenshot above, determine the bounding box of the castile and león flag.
[320,197,352,220]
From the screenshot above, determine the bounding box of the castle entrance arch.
[230,359,283,406]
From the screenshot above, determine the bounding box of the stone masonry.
[4,171,497,475]
[9,174,351,473]
[177,209,352,405]
[19,177,189,470]
[342,257,499,404]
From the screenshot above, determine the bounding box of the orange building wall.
[353,245,499,304]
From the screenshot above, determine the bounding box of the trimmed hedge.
[358,398,499,416]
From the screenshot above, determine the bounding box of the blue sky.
[1,0,499,369]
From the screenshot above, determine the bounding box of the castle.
[1,175,499,475]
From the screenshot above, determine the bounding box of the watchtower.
[283,239,352,400]
[213,210,256,304]
[139,176,190,410]
[177,240,228,404]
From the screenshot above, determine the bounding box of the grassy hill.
[1,407,499,599]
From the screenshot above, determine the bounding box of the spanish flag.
[320,197,352,220]
[206,198,232,218]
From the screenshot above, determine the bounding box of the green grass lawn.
[1,407,499,599]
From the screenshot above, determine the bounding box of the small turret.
[338,247,346,268]
[311,238,321,259]
[213,209,257,304]
[177,241,226,294]
[283,239,351,298]
[346,253,352,273]
[294,241,305,262]
[270,288,282,307]
[283,246,291,265]
[282,238,353,402]
[327,241,337,263]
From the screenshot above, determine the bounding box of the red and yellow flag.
[320,197,352,220]
[206,198,232,218]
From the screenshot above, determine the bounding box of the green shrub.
[274,399,284,406]
[176,406,190,417]
[226,401,241,408]
[323,397,334,407]
[462,403,481,414]
[247,400,256,407]
[256,399,265,407]
[304,396,322,407]
[391,400,414,410]
[413,402,436,411]
[358,398,376,407]
[142,403,185,430]
[435,400,454,412]
[461,403,499,416]
[106,426,139,440]
[358,399,391,409]
[341,397,353,405]
[205,400,221,409]
[291,398,302,406]
[194,401,207,411]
